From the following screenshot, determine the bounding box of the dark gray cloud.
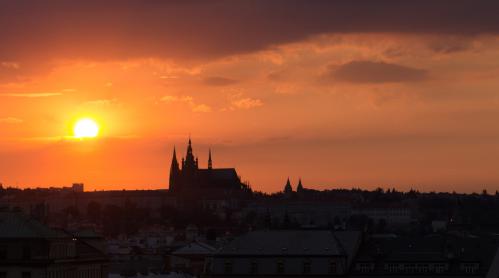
[267,71,286,82]
[1,0,499,64]
[428,38,474,54]
[328,61,428,83]
[202,76,239,86]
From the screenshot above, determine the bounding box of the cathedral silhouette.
[169,138,250,196]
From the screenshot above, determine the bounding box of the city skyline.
[2,1,499,193]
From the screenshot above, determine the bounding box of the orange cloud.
[161,95,212,113]
[1,92,63,98]
[0,117,23,124]
[230,97,264,110]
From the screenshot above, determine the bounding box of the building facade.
[0,210,108,278]
[206,230,361,277]
[350,235,499,278]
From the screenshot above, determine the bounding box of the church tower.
[168,137,246,196]
[169,147,180,191]
[183,137,198,173]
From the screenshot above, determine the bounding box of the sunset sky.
[1,1,499,193]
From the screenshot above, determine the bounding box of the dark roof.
[172,241,217,256]
[356,235,497,263]
[74,239,108,261]
[335,231,362,260]
[197,168,239,181]
[194,168,242,191]
[216,230,360,256]
[70,229,103,239]
[0,211,66,239]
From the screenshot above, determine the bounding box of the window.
[0,246,6,260]
[386,263,398,273]
[303,261,311,274]
[434,263,446,273]
[357,263,372,273]
[405,263,416,273]
[22,246,31,260]
[224,260,233,274]
[461,263,478,274]
[329,261,337,274]
[22,272,31,278]
[417,263,429,273]
[250,261,258,274]
[276,260,285,274]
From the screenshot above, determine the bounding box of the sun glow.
[73,118,100,138]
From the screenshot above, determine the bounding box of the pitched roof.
[215,230,356,256]
[0,211,66,239]
[74,239,108,260]
[356,235,497,263]
[197,168,239,181]
[335,231,362,260]
[172,241,217,255]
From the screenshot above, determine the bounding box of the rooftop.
[215,230,361,256]
[0,210,66,239]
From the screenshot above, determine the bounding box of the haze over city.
[2,1,499,193]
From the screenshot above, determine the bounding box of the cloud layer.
[330,61,428,83]
[1,1,499,64]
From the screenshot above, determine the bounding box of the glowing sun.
[73,118,99,138]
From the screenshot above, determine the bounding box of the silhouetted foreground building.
[0,210,108,278]
[203,230,499,278]
[350,235,499,278]
[206,230,362,277]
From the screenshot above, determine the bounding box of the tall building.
[169,138,250,196]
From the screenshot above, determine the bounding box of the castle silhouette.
[169,138,250,196]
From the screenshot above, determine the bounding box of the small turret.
[284,178,293,194]
[297,178,304,193]
[208,149,213,170]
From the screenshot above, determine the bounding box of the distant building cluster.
[169,138,251,198]
[1,209,498,278]
[1,138,499,277]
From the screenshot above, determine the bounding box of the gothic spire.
[208,149,213,169]
[184,137,196,170]
[170,146,179,171]
[284,177,293,194]
[297,178,304,192]
[169,146,180,191]
[187,137,193,156]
